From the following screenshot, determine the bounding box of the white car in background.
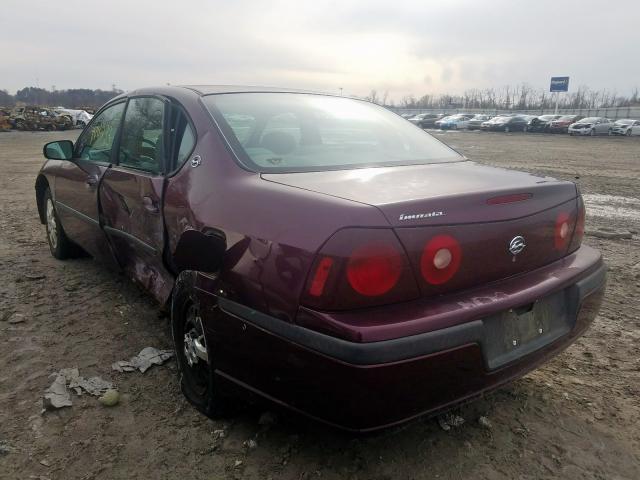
[610,119,640,136]
[53,108,93,127]
[568,117,613,136]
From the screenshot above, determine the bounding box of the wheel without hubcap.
[171,271,231,418]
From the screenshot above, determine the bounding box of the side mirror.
[43,140,74,160]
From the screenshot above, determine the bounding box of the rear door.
[53,101,125,266]
[99,96,172,302]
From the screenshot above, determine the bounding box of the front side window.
[118,97,165,173]
[75,102,125,162]
[204,93,462,173]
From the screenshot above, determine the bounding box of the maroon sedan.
[36,86,606,431]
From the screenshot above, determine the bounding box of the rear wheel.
[171,271,231,418]
[43,188,77,259]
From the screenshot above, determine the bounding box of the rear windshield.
[203,93,462,172]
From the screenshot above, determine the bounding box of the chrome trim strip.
[103,225,157,255]
[55,201,99,226]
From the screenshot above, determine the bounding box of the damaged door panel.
[99,96,173,304]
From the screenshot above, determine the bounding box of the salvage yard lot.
[1,131,639,479]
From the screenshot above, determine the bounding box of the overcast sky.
[1,0,638,99]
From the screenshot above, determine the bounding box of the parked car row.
[404,112,640,136]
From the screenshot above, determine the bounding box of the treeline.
[366,84,640,110]
[0,87,123,109]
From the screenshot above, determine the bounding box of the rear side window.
[167,104,196,171]
[118,97,165,173]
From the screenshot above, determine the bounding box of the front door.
[99,96,173,303]
[54,101,125,266]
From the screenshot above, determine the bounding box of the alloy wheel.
[46,198,58,250]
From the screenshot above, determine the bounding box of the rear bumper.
[200,246,606,431]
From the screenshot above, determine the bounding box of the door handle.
[85,176,98,187]
[142,196,159,213]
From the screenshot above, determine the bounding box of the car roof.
[179,85,325,95]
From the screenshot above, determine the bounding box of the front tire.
[626,129,632,137]
[171,271,230,418]
[590,128,596,136]
[44,188,78,259]
[504,126,510,133]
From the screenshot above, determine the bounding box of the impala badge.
[509,236,526,257]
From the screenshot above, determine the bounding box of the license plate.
[482,289,573,369]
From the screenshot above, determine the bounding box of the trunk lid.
[262,161,577,226]
[264,161,580,297]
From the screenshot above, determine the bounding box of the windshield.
[579,117,599,123]
[538,115,556,121]
[204,93,462,172]
[558,116,576,121]
[615,119,634,125]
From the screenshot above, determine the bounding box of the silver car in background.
[610,119,640,136]
[568,117,613,136]
[466,114,493,130]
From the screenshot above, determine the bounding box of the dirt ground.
[1,129,639,480]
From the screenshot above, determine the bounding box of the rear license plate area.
[482,289,573,370]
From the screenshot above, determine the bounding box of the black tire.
[626,129,632,137]
[171,270,231,418]
[43,188,78,259]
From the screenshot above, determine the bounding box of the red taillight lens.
[420,234,462,285]
[302,228,419,310]
[554,212,571,250]
[346,242,402,296]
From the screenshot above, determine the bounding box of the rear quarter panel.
[163,112,389,322]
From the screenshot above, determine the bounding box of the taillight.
[346,242,402,296]
[420,234,462,285]
[568,196,586,252]
[554,212,571,250]
[302,228,419,310]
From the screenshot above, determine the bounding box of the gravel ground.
[1,130,639,480]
